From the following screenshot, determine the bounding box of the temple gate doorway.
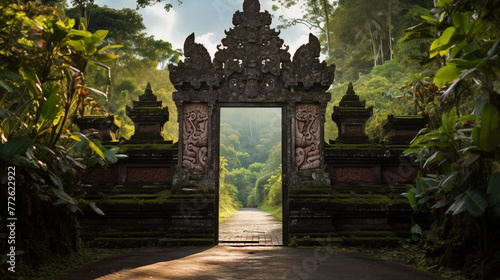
[217,107,283,245]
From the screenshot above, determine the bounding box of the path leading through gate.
[219,208,282,246]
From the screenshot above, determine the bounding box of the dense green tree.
[272,0,336,54]
[0,2,117,277]
[218,157,242,221]
[401,0,500,278]
[65,3,181,141]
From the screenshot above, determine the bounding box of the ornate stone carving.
[285,34,335,90]
[182,103,209,171]
[170,0,335,104]
[169,33,212,89]
[295,104,321,170]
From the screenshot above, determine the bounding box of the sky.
[88,0,317,60]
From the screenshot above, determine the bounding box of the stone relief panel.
[182,103,209,171]
[295,104,321,170]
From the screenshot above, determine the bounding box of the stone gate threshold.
[218,208,283,246]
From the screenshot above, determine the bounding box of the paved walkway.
[219,208,282,245]
[54,246,442,280]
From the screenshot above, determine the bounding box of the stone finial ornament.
[332,83,373,143]
[126,82,169,142]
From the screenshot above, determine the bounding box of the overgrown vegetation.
[0,1,119,278]
[399,0,500,278]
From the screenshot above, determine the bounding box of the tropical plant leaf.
[434,64,461,87]
[487,173,500,207]
[446,194,466,215]
[432,200,450,209]
[0,136,34,161]
[89,202,105,216]
[88,139,105,159]
[440,171,458,190]
[465,190,487,217]
[477,103,500,152]
[103,147,119,163]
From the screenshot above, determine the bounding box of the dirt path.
[54,246,442,280]
[219,208,282,245]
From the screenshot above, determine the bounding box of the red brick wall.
[333,167,373,183]
[126,167,171,183]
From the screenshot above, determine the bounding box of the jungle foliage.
[66,2,182,141]
[0,1,120,277]
[399,0,500,278]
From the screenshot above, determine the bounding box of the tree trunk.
[322,0,331,56]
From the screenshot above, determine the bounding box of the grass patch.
[259,200,282,221]
[218,197,241,223]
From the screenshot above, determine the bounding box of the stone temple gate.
[169,0,334,241]
[78,0,427,247]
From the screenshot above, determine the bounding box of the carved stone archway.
[169,0,335,244]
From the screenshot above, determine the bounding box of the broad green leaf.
[406,188,418,210]
[406,21,436,33]
[442,107,457,133]
[422,177,440,189]
[451,42,467,58]
[418,195,433,204]
[436,0,451,9]
[434,64,461,87]
[48,170,64,190]
[474,91,489,117]
[66,40,85,52]
[469,18,487,38]
[41,85,62,122]
[421,15,438,23]
[89,202,105,216]
[411,224,422,235]
[487,173,500,206]
[440,171,458,190]
[446,194,466,215]
[97,44,123,53]
[103,147,119,163]
[423,151,440,168]
[0,80,14,92]
[448,58,478,69]
[91,30,108,45]
[452,13,469,34]
[487,38,500,58]
[478,103,500,152]
[465,190,487,217]
[19,65,41,98]
[432,200,450,209]
[0,136,34,161]
[457,114,476,122]
[88,140,105,159]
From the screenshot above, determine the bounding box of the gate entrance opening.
[218,107,283,245]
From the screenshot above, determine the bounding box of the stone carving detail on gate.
[182,103,209,171]
[295,104,321,170]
